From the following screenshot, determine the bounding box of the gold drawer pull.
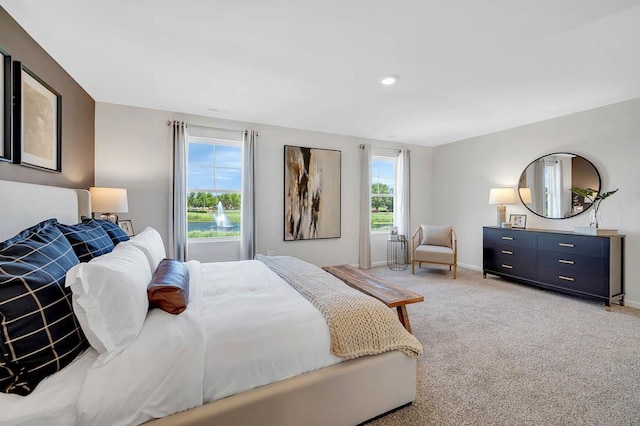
[558,275,575,282]
[501,236,514,240]
[502,250,513,255]
[558,259,575,265]
[559,243,575,248]
[501,264,513,269]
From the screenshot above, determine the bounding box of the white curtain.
[395,149,411,237]
[170,121,188,261]
[240,130,256,260]
[546,159,563,218]
[359,144,372,269]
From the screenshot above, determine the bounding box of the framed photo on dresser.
[509,214,527,229]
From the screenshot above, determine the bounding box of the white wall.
[430,98,640,307]
[95,102,433,267]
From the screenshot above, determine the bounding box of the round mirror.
[518,153,600,219]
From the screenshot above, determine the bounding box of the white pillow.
[66,244,151,359]
[126,227,166,274]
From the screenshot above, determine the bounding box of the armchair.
[411,225,457,279]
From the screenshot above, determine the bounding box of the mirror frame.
[518,152,601,220]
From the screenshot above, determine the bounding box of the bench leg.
[396,305,412,334]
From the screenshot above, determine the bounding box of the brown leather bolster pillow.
[147,259,190,314]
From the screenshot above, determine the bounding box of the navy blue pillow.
[0,219,87,395]
[56,220,115,262]
[81,217,129,245]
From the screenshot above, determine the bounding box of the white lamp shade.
[489,187,515,205]
[519,187,533,204]
[90,187,129,213]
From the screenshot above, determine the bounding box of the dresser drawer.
[537,249,605,275]
[484,245,534,279]
[537,265,606,297]
[536,233,605,257]
[484,228,535,248]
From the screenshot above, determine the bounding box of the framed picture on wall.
[13,61,62,172]
[284,145,341,241]
[0,46,11,162]
[510,214,527,229]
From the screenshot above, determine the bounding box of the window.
[187,137,242,240]
[371,155,396,232]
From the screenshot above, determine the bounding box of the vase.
[589,209,601,228]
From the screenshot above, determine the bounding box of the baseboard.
[458,262,482,272]
[624,299,640,310]
[371,261,387,267]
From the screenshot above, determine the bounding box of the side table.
[387,235,408,270]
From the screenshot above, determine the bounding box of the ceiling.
[3,0,640,146]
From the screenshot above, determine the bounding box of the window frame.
[187,136,243,242]
[370,153,397,234]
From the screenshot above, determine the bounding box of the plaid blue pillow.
[82,217,129,245]
[0,219,87,395]
[56,220,115,262]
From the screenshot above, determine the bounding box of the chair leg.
[411,261,415,275]
[453,264,457,279]
[449,265,452,271]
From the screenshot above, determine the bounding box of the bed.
[0,179,420,426]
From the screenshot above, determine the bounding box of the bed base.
[148,351,416,426]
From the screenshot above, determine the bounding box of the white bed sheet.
[75,260,206,426]
[0,349,97,426]
[201,260,343,403]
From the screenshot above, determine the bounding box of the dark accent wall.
[0,6,94,188]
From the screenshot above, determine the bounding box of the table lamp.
[90,187,128,223]
[489,188,515,226]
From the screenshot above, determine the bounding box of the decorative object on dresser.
[483,226,624,310]
[570,187,619,230]
[509,214,527,229]
[284,145,341,241]
[0,45,11,162]
[12,62,62,172]
[518,153,600,220]
[89,187,129,223]
[489,187,515,226]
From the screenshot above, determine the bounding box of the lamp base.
[496,205,506,227]
[99,213,119,224]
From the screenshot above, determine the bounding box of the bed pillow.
[56,220,115,262]
[0,219,87,395]
[82,217,129,245]
[66,244,151,359]
[125,227,166,275]
[421,225,452,248]
[148,259,190,314]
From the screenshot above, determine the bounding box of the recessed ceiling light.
[381,76,396,85]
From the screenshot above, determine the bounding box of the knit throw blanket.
[256,255,423,359]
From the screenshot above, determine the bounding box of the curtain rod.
[360,144,401,153]
[168,120,258,136]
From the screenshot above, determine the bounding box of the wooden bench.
[322,264,424,334]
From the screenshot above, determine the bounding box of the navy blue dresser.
[483,226,624,308]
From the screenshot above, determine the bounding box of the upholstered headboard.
[0,180,91,241]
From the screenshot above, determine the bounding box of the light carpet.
[364,265,640,426]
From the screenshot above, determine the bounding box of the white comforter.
[0,259,344,425]
[201,260,343,402]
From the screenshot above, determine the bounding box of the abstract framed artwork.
[13,62,62,172]
[0,46,10,162]
[284,145,341,241]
